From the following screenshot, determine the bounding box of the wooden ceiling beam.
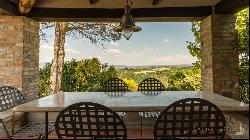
[18,0,36,15]
[89,0,100,5]
[152,0,161,5]
[0,0,19,15]
[27,6,212,19]
[215,0,249,14]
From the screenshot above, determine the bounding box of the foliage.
[40,22,121,47]
[167,68,201,91]
[123,78,138,91]
[40,62,203,96]
[61,59,78,92]
[40,22,121,94]
[235,8,249,103]
[39,58,118,96]
[73,58,117,91]
[39,63,51,97]
[184,21,202,91]
[186,21,202,68]
[186,8,249,103]
[117,66,172,88]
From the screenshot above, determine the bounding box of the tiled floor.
[1,127,232,139]
[48,128,232,139]
[48,128,153,139]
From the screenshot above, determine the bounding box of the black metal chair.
[153,98,226,139]
[138,78,165,92]
[138,78,165,122]
[0,86,54,139]
[101,78,129,117]
[101,78,129,92]
[55,102,127,139]
[104,92,126,97]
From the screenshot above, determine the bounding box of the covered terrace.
[0,0,249,139]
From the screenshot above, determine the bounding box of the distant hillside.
[112,64,192,69]
[39,62,192,69]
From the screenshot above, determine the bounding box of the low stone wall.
[224,112,249,139]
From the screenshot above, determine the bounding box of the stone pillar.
[0,16,39,101]
[201,14,240,100]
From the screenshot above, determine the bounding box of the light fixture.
[113,1,142,40]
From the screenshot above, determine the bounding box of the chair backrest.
[104,92,125,97]
[101,78,129,92]
[55,102,127,139]
[138,78,165,91]
[0,86,25,112]
[153,98,226,139]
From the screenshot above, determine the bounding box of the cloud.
[64,44,83,61]
[143,47,154,52]
[163,38,170,43]
[39,43,53,63]
[125,40,132,44]
[106,48,121,56]
[40,44,53,50]
[65,48,81,55]
[110,41,119,46]
[40,42,84,63]
[152,54,197,65]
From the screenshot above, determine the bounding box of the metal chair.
[101,78,129,92]
[55,102,127,139]
[101,78,129,117]
[153,98,226,139]
[137,78,165,135]
[0,86,54,139]
[138,78,165,117]
[138,78,165,92]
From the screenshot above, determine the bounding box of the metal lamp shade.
[113,5,142,40]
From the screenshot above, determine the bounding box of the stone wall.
[0,8,15,16]
[224,113,249,139]
[0,16,39,101]
[201,14,240,100]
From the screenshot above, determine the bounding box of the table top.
[13,91,249,112]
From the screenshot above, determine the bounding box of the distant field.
[116,65,194,89]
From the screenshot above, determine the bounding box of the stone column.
[201,14,240,100]
[0,16,39,101]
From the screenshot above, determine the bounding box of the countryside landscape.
[39,58,201,97]
[38,8,248,104]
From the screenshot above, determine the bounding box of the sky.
[40,22,197,66]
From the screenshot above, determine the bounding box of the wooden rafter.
[152,0,161,5]
[18,0,36,15]
[0,0,19,15]
[89,0,100,5]
[27,6,212,19]
[0,0,248,22]
[215,0,249,14]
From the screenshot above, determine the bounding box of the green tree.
[167,68,201,91]
[235,8,249,103]
[186,21,202,69]
[61,59,78,92]
[39,58,119,96]
[39,63,51,97]
[74,58,102,91]
[123,78,138,91]
[40,22,121,94]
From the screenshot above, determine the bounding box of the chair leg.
[0,119,11,138]
[141,116,143,137]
